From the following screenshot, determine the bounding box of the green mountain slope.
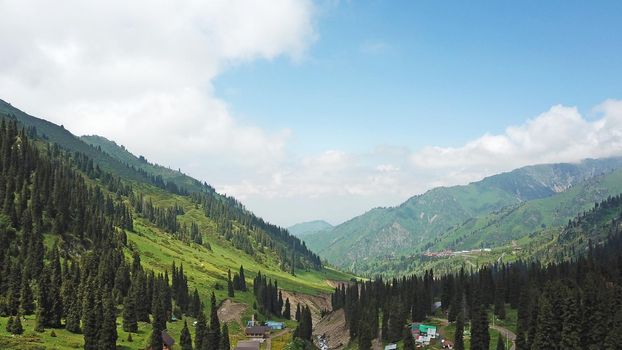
[433,168,622,251]
[81,134,206,193]
[305,158,622,272]
[288,220,333,237]
[0,101,354,349]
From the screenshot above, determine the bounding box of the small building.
[235,341,261,350]
[265,321,285,330]
[245,325,271,338]
[418,324,437,338]
[384,344,397,350]
[162,330,175,350]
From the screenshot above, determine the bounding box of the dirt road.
[433,317,516,350]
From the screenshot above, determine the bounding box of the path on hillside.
[432,317,516,350]
[266,329,290,350]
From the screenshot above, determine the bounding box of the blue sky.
[2,0,622,226]
[215,0,622,155]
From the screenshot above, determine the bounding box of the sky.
[1,0,622,226]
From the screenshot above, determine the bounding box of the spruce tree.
[295,303,301,321]
[208,292,221,350]
[180,319,193,350]
[530,295,556,350]
[65,296,82,334]
[195,311,207,350]
[19,277,34,315]
[403,327,415,350]
[122,295,138,333]
[560,292,581,350]
[82,281,99,350]
[99,292,118,349]
[283,298,291,319]
[221,323,230,350]
[454,312,464,350]
[227,269,234,298]
[238,266,247,291]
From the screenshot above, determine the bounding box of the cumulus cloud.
[0,0,314,177]
[411,100,622,186]
[225,100,622,225]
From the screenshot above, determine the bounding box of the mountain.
[304,158,622,273]
[0,100,353,349]
[288,220,333,237]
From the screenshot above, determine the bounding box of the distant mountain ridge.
[304,157,622,272]
[288,220,333,237]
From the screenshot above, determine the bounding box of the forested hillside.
[331,197,622,349]
[0,103,352,349]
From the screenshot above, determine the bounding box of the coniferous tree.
[470,302,489,350]
[454,312,464,350]
[122,295,138,333]
[82,280,99,350]
[403,327,415,350]
[295,303,301,321]
[180,319,193,350]
[238,266,247,291]
[195,311,207,350]
[530,294,557,350]
[208,292,221,350]
[227,269,234,298]
[99,292,118,350]
[560,292,581,350]
[191,288,202,318]
[221,323,230,350]
[19,277,34,315]
[283,298,291,319]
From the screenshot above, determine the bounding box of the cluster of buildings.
[234,317,286,350]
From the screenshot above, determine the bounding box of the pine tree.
[19,277,34,315]
[180,319,193,350]
[208,292,221,350]
[560,292,581,350]
[82,281,99,350]
[403,327,415,350]
[195,311,207,350]
[238,266,247,291]
[530,295,556,350]
[122,295,138,333]
[295,303,301,321]
[283,298,291,319]
[99,292,118,349]
[227,269,234,298]
[12,316,23,335]
[454,312,464,350]
[5,316,14,333]
[191,288,202,317]
[221,323,230,350]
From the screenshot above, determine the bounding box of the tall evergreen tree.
[221,323,230,350]
[99,292,118,350]
[403,327,415,350]
[180,319,193,350]
[122,295,138,333]
[227,269,234,298]
[454,312,464,350]
[195,311,207,350]
[208,292,221,350]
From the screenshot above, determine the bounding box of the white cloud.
[411,101,622,186]
[0,0,314,176]
[225,101,622,225]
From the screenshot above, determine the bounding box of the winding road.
[432,317,516,350]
